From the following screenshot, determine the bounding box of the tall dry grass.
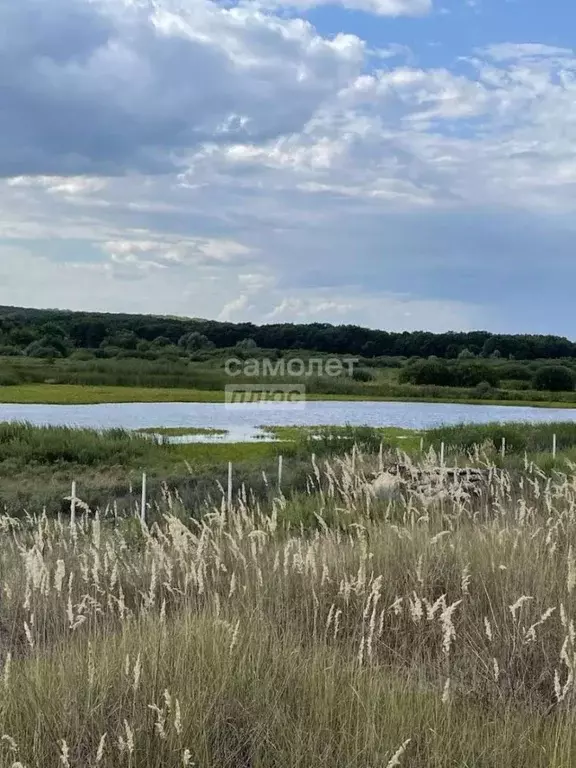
[1,448,576,766]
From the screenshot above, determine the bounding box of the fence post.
[140,472,147,523]
[278,454,283,491]
[70,480,77,525]
[501,437,506,459]
[553,433,557,459]
[419,436,424,453]
[440,442,445,468]
[378,441,383,473]
[227,461,233,510]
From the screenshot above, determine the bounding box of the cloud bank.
[1,0,576,333]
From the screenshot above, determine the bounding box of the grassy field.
[3,381,576,408]
[137,427,228,437]
[4,420,576,515]
[4,350,576,407]
[0,422,291,514]
[3,444,576,765]
[261,424,424,452]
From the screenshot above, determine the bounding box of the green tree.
[24,340,63,359]
[178,332,214,352]
[235,338,258,352]
[532,366,575,392]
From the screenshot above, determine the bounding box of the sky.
[1,0,576,335]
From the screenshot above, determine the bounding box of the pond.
[2,400,576,442]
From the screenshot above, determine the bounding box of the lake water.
[2,400,576,442]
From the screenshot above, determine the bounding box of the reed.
[0,448,575,764]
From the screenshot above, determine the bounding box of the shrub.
[399,360,454,386]
[532,365,575,392]
[498,363,533,381]
[0,346,19,357]
[451,362,500,388]
[24,341,63,359]
[236,338,258,352]
[351,368,375,382]
[473,381,495,398]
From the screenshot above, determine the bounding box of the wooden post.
[278,455,283,491]
[140,472,147,523]
[227,461,233,510]
[553,433,557,459]
[501,437,506,459]
[70,480,77,525]
[419,436,424,453]
[440,442,445,467]
[378,441,383,473]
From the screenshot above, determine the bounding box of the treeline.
[400,359,576,392]
[0,305,575,361]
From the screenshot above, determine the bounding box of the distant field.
[3,382,576,408]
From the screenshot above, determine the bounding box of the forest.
[0,304,575,360]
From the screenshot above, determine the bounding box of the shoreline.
[0,383,576,409]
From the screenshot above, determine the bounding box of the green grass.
[0,384,229,404]
[0,421,160,467]
[137,427,228,437]
[171,440,281,464]
[426,421,576,455]
[5,418,576,516]
[262,424,423,451]
[0,422,303,515]
[4,382,576,407]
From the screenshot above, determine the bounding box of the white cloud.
[482,43,574,62]
[218,295,253,321]
[3,0,576,333]
[7,176,108,195]
[0,242,482,331]
[0,0,364,177]
[250,0,431,17]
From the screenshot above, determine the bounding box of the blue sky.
[1,0,576,335]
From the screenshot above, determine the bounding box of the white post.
[70,480,77,525]
[553,433,557,459]
[278,454,283,491]
[440,442,445,467]
[501,437,506,459]
[419,437,424,453]
[378,441,383,473]
[227,461,233,510]
[351,444,356,474]
[140,472,147,523]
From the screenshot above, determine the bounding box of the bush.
[399,360,454,386]
[236,338,258,352]
[0,346,19,357]
[351,368,375,382]
[498,363,533,382]
[532,365,575,392]
[473,381,495,398]
[69,349,96,361]
[451,362,500,388]
[24,341,63,359]
[507,380,531,391]
[400,360,499,388]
